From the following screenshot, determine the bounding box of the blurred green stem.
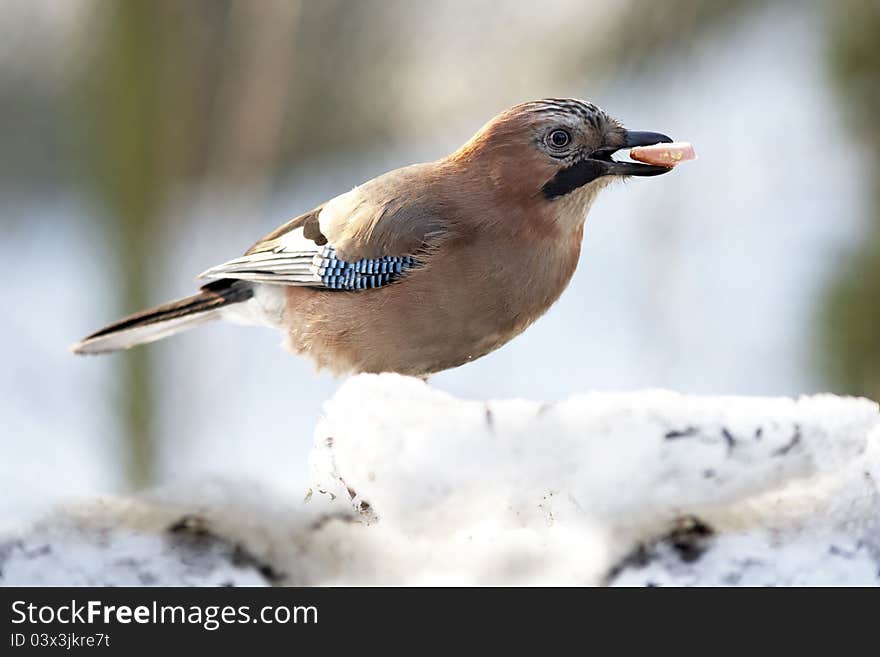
[818,1,880,400]
[118,222,155,488]
[80,1,167,488]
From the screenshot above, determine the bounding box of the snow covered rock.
[311,376,880,585]
[0,480,356,586]
[2,374,879,585]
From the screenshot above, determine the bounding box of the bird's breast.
[437,229,583,336]
[282,228,583,376]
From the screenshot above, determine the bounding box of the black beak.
[592,129,674,177]
[623,130,673,148]
[541,129,674,199]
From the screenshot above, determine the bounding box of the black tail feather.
[72,279,252,355]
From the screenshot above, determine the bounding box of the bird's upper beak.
[591,130,674,177]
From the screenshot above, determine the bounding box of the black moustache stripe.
[541,158,606,200]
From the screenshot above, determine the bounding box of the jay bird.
[73,98,680,377]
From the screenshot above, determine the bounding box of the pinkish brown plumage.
[73,99,686,376]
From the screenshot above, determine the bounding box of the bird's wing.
[198,169,448,290]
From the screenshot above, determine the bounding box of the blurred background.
[1,0,878,526]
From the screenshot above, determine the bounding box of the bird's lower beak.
[592,129,674,177]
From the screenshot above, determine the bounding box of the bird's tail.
[71,279,253,355]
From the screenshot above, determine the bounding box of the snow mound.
[3,374,880,585]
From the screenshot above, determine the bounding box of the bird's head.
[450,98,673,221]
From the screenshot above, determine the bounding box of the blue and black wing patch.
[199,241,416,291]
[316,246,416,290]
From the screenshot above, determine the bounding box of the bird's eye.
[547,129,572,149]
